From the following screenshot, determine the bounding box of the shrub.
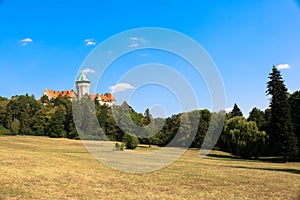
[0,125,14,135]
[115,142,120,151]
[123,133,139,149]
[120,143,125,151]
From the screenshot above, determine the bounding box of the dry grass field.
[0,136,299,200]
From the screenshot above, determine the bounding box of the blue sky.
[0,0,299,117]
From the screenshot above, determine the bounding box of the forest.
[0,66,299,161]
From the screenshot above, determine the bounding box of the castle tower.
[76,71,90,99]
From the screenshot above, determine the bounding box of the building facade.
[42,71,116,106]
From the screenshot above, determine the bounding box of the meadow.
[0,136,299,200]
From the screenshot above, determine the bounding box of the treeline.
[218,67,300,161]
[0,94,224,149]
[0,95,77,139]
[0,66,299,161]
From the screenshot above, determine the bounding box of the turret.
[76,71,90,99]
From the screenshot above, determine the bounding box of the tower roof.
[76,71,90,82]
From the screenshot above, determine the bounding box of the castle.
[42,71,116,107]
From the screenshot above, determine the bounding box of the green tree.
[48,105,66,138]
[204,111,225,150]
[247,107,265,131]
[32,109,47,136]
[123,133,139,149]
[262,108,271,136]
[173,113,194,147]
[10,119,20,135]
[230,103,243,117]
[289,90,300,155]
[0,125,13,135]
[266,66,298,160]
[73,96,103,140]
[223,116,267,159]
[140,108,157,147]
[64,100,78,139]
[142,108,152,126]
[190,110,210,148]
[40,95,49,104]
[0,97,9,126]
[4,94,40,135]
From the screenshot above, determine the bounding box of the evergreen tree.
[65,102,78,139]
[247,107,265,131]
[289,91,300,155]
[32,109,47,136]
[5,94,40,135]
[230,103,243,117]
[72,96,103,140]
[266,66,298,160]
[262,108,272,136]
[48,105,66,138]
[190,110,210,148]
[0,97,8,127]
[142,108,152,126]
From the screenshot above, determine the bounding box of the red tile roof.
[44,89,115,102]
[46,89,76,99]
[89,93,115,102]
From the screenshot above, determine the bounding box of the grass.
[0,136,299,200]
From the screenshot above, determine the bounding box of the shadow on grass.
[207,153,299,163]
[228,165,300,175]
[207,153,239,160]
[206,153,300,175]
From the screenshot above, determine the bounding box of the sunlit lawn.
[0,136,299,199]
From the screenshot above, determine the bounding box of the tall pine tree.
[266,66,298,161]
[289,91,300,156]
[230,103,243,117]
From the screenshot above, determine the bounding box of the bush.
[123,133,139,149]
[120,143,125,151]
[0,125,14,135]
[115,142,120,150]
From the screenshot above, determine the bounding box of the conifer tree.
[266,66,298,161]
[48,105,66,138]
[247,107,265,131]
[289,91,300,155]
[230,103,243,117]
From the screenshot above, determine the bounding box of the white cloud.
[110,83,134,93]
[130,37,139,41]
[21,38,32,42]
[85,39,96,46]
[224,107,233,113]
[20,38,33,46]
[129,43,139,47]
[129,37,147,47]
[87,41,96,46]
[131,37,146,43]
[276,64,291,70]
[82,68,96,74]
